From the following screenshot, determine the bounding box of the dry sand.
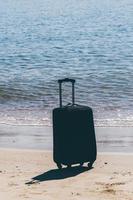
[0,148,133,200]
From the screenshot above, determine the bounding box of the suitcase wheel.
[67,164,71,169]
[88,162,93,169]
[56,163,62,170]
[80,162,84,167]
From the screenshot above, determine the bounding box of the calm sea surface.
[0,0,133,126]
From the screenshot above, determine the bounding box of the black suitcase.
[53,78,97,169]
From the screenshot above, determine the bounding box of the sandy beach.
[0,148,133,200]
[0,124,133,200]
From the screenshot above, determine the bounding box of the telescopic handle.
[58,78,75,107]
[58,78,75,84]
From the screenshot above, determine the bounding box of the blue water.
[0,0,133,126]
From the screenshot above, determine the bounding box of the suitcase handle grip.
[58,78,75,107]
[58,78,75,84]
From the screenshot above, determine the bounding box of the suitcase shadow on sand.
[26,166,93,185]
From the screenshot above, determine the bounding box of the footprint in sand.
[122,172,132,176]
[95,182,125,186]
[8,182,19,187]
[102,188,116,195]
[95,181,125,195]
[10,175,15,178]
[71,192,81,196]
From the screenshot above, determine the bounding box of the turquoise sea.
[0,0,133,127]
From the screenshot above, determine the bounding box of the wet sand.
[0,124,133,152]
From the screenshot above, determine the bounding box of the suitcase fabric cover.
[53,78,97,168]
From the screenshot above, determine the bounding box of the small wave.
[95,118,133,127]
[0,108,51,126]
[0,110,133,127]
[0,116,51,126]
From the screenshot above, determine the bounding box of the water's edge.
[0,124,132,152]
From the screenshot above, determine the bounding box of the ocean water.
[0,0,133,127]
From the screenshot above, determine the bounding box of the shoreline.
[1,147,133,155]
[0,124,133,153]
